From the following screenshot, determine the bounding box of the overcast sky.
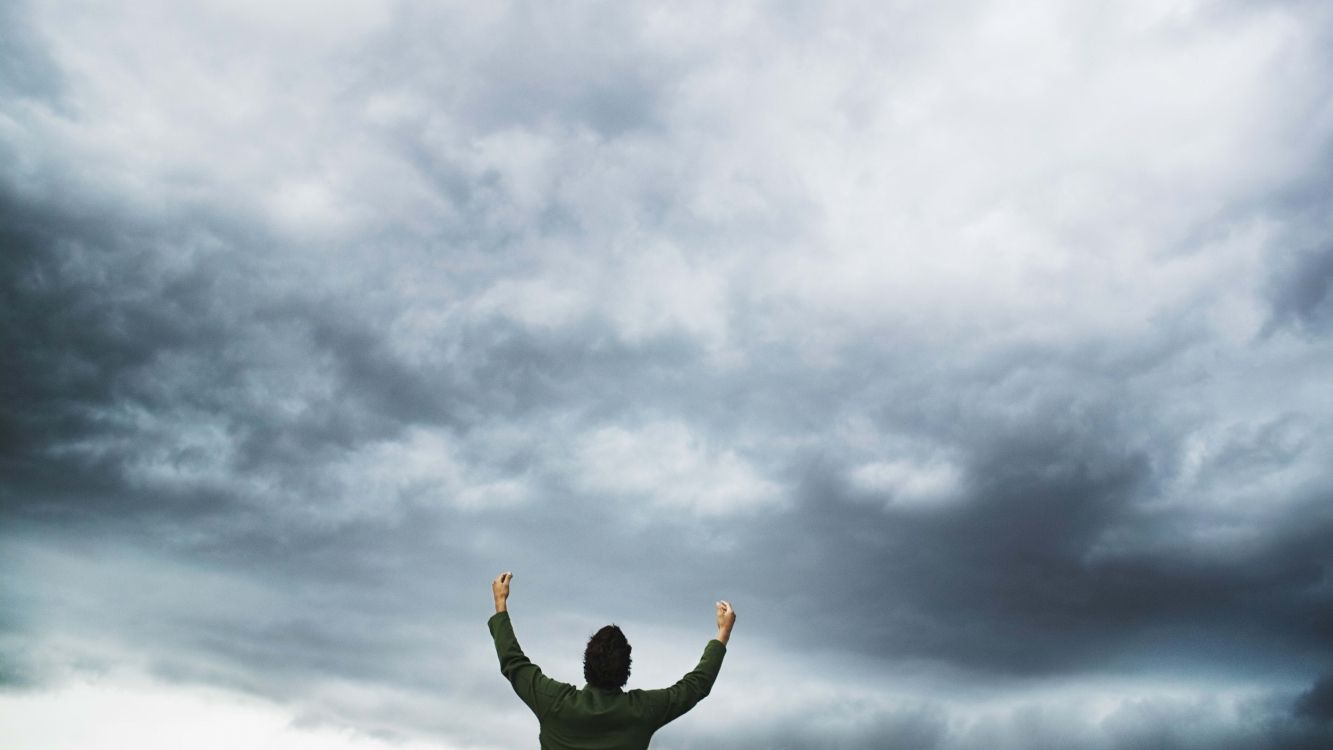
[4,0,1333,748]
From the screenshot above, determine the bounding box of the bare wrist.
[495,599,507,613]
[715,627,731,645]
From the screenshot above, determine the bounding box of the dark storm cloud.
[0,164,729,722]
[0,180,709,528]
[5,1,1333,748]
[778,459,1333,674]
[654,687,1333,750]
[1294,673,1333,722]
[687,345,1333,676]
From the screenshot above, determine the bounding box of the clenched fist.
[493,571,512,613]
[715,600,736,644]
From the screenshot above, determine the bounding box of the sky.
[4,0,1333,747]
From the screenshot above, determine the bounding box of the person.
[487,571,736,750]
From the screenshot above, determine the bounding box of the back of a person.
[538,687,658,750]
[487,571,736,750]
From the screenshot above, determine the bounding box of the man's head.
[584,624,632,690]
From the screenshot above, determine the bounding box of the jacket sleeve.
[488,611,571,720]
[642,639,727,728]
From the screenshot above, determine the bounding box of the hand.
[492,571,512,613]
[715,600,736,644]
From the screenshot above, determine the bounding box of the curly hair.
[583,624,632,690]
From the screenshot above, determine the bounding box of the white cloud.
[0,679,452,750]
[571,421,783,516]
[850,458,965,510]
[333,426,536,515]
[605,241,733,349]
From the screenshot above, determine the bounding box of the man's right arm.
[487,572,570,720]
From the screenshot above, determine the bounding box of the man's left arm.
[641,600,734,728]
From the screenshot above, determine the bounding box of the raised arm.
[487,572,571,719]
[644,600,736,728]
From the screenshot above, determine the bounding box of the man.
[488,571,736,750]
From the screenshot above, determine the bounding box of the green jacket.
[488,611,727,750]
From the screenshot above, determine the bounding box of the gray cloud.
[0,1,63,105]
[1294,673,1333,722]
[4,0,1333,748]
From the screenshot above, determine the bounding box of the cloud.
[1294,673,1333,722]
[0,1,64,105]
[570,421,782,516]
[1267,244,1333,333]
[848,457,965,510]
[4,0,1333,748]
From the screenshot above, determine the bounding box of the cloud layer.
[4,0,1333,747]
